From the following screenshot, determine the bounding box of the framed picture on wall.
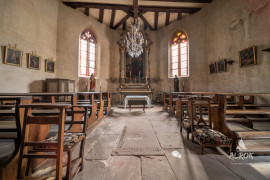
[239,46,256,68]
[209,62,217,74]
[217,60,226,72]
[45,59,55,73]
[4,46,23,67]
[27,54,41,70]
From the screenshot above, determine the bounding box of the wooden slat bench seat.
[236,131,270,140]
[226,122,254,132]
[226,109,270,115]
[211,94,270,155]
[0,110,16,116]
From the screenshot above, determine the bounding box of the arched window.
[170,31,188,77]
[79,29,96,76]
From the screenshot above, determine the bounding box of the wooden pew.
[0,96,32,180]
[211,94,270,154]
[102,92,111,114]
[76,92,100,128]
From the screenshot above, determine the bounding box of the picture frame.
[239,46,256,68]
[27,54,41,70]
[45,59,55,73]
[217,60,226,73]
[4,46,23,67]
[209,62,217,74]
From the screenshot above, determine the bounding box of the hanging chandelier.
[125,19,144,58]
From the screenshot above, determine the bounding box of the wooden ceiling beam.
[110,9,116,28]
[133,0,138,20]
[63,2,200,13]
[123,22,126,30]
[113,14,131,30]
[63,2,132,10]
[143,0,212,3]
[99,9,104,23]
[84,8,89,16]
[177,12,182,20]
[154,12,158,30]
[165,12,170,26]
[140,6,200,13]
[139,14,154,31]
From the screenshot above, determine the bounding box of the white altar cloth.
[124,95,151,109]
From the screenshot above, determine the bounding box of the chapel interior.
[1,0,270,179]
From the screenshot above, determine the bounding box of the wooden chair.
[178,95,193,140]
[18,103,89,180]
[188,96,232,154]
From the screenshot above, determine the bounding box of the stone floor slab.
[150,120,180,133]
[74,160,107,180]
[141,156,177,180]
[212,154,270,180]
[156,133,184,149]
[165,149,241,180]
[114,118,163,155]
[86,135,119,160]
[102,156,142,180]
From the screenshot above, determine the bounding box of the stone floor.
[72,105,270,180]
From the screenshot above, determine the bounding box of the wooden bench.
[211,94,270,154]
[0,96,32,180]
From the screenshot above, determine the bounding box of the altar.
[117,32,153,104]
[124,95,151,112]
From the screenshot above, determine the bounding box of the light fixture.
[125,19,144,58]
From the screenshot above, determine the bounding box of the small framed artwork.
[4,46,23,66]
[45,59,55,73]
[27,54,41,70]
[239,46,256,68]
[209,62,217,74]
[217,60,226,73]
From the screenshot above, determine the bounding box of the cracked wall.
[207,0,270,93]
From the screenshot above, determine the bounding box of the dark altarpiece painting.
[126,52,144,79]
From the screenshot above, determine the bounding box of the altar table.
[124,96,151,112]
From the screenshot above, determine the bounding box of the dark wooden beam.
[165,12,170,26]
[154,12,158,30]
[63,2,200,13]
[134,0,138,20]
[99,9,104,23]
[63,2,132,10]
[140,6,200,13]
[113,14,131,30]
[84,8,89,16]
[177,12,182,20]
[143,0,212,3]
[122,22,126,30]
[139,14,154,31]
[110,9,116,28]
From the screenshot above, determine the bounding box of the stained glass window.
[170,31,188,77]
[79,29,96,76]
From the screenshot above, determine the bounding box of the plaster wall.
[156,8,209,93]
[207,0,270,93]
[0,0,59,92]
[56,3,115,92]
